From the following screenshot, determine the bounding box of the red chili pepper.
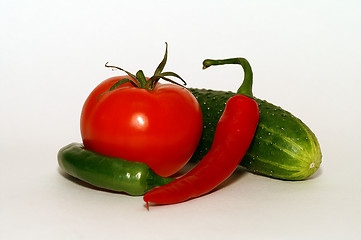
[143,58,260,207]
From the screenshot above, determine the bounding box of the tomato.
[80,76,203,177]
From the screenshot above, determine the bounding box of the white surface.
[1,0,361,239]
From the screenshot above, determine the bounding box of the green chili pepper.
[58,143,174,196]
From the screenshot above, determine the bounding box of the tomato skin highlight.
[80,76,203,177]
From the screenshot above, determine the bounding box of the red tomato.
[80,76,203,177]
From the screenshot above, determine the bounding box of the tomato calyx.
[98,42,186,99]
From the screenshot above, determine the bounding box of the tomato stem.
[136,70,147,88]
[105,62,138,82]
[99,43,186,99]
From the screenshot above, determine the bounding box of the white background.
[1,0,361,239]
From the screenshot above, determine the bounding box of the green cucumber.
[188,58,322,180]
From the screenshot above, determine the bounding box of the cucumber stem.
[202,58,254,98]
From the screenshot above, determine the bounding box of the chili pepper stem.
[202,58,254,98]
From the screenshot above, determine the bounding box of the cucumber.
[188,58,322,180]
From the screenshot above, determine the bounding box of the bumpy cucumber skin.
[188,88,322,180]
